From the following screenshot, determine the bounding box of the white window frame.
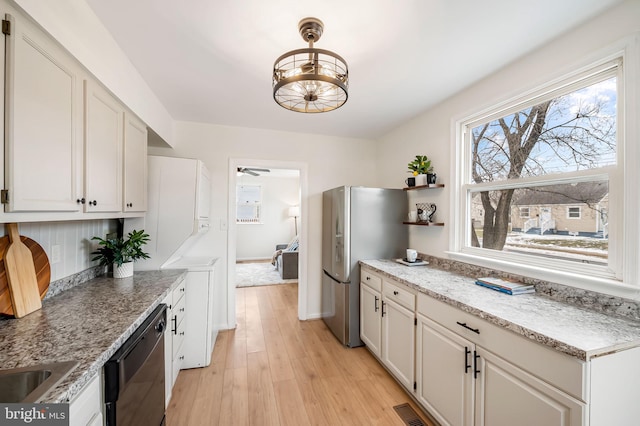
[449,37,640,299]
[567,206,581,219]
[519,207,530,218]
[236,184,263,224]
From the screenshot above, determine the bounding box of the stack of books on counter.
[475,277,535,295]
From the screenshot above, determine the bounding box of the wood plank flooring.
[166,283,434,426]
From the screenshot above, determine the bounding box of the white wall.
[236,174,300,260]
[12,0,175,146]
[149,121,377,327]
[1,219,117,282]
[376,0,640,261]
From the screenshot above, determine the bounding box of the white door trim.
[227,158,309,328]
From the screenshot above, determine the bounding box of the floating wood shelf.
[402,222,445,226]
[403,184,445,191]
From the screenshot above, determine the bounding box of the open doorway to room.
[227,159,307,328]
[235,166,300,287]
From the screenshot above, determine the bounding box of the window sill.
[446,251,640,300]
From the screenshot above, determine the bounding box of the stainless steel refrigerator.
[321,186,408,347]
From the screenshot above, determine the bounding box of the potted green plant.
[91,229,150,278]
[407,155,433,186]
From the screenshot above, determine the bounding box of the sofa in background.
[272,236,299,279]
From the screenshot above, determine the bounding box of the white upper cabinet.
[3,12,82,212]
[83,80,123,213]
[0,3,148,221]
[123,112,147,212]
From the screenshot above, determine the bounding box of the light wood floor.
[166,283,434,426]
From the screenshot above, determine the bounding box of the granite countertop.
[0,269,187,403]
[360,259,640,361]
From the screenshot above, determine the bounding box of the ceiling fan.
[237,167,271,176]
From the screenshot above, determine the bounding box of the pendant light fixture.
[272,17,348,113]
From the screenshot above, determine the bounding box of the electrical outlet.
[51,245,61,264]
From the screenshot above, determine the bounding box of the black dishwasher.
[104,304,167,426]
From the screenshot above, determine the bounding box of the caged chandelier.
[272,17,348,113]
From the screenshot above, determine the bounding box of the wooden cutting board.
[1,224,48,317]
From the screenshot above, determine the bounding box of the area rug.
[235,262,298,287]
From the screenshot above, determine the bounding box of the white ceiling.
[85,0,622,140]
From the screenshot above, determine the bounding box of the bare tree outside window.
[468,76,616,263]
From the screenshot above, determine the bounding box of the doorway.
[235,165,299,287]
[227,158,308,328]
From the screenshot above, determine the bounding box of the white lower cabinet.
[360,270,382,357]
[163,277,186,407]
[417,315,473,426]
[381,281,415,391]
[69,373,103,426]
[360,265,611,426]
[475,347,584,426]
[416,293,585,426]
[417,313,584,426]
[182,268,217,369]
[360,269,415,393]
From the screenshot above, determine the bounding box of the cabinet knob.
[90,200,97,206]
[393,290,399,296]
[76,198,86,204]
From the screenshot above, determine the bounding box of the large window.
[236,185,262,224]
[458,60,620,281]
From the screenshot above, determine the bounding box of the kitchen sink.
[0,360,78,403]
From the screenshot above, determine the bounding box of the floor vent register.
[393,403,426,426]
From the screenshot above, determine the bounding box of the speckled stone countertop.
[0,269,187,403]
[361,259,640,361]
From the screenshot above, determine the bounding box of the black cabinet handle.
[89,200,97,206]
[172,315,177,334]
[456,321,480,334]
[366,276,370,280]
[474,351,481,379]
[381,301,386,317]
[464,346,471,374]
[393,290,399,296]
[374,296,379,312]
[76,198,85,204]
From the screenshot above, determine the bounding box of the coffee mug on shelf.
[405,177,416,187]
[406,249,418,262]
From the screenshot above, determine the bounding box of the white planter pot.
[415,174,428,186]
[113,261,134,279]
